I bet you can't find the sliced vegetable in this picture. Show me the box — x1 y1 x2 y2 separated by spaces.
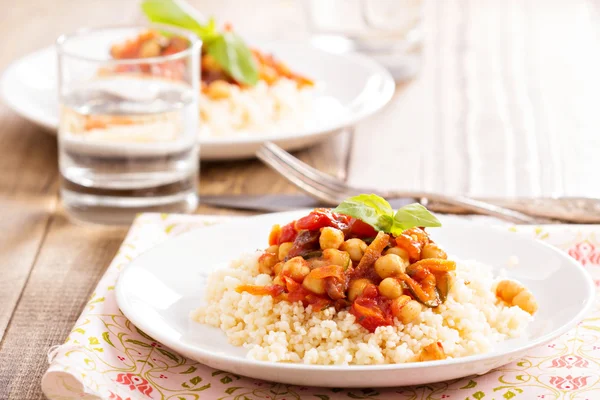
286 230 319 259
435 271 453 302
279 223 297 245
349 284 393 332
307 265 345 281
400 265 441 308
295 209 351 232
236 284 285 297
268 224 281 246
394 227 429 262
325 277 346 300
349 218 378 238
300 250 323 260
355 231 390 272
410 258 456 272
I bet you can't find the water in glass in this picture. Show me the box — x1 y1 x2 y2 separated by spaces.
59 76 198 224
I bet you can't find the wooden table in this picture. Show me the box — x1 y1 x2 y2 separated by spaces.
1 0 598 398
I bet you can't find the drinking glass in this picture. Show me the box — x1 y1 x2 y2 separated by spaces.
56 25 201 225
302 0 423 80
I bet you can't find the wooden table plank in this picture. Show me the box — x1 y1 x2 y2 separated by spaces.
348 0 600 198
0 3 351 398
0 114 58 341
0 211 127 400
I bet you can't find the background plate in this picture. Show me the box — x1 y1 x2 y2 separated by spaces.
0 41 395 160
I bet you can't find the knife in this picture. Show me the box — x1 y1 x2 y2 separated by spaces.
200 194 600 223
201 194 414 212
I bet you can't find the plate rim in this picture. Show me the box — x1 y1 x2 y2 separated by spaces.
0 42 395 144
115 211 596 373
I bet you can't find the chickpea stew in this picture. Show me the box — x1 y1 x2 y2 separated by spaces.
110 29 313 95
237 196 538 336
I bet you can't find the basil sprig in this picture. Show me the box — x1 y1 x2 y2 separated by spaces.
141 0 259 86
334 194 441 236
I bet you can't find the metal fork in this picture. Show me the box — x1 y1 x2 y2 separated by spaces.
256 142 545 224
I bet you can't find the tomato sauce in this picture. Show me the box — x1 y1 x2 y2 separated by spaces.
240 210 446 333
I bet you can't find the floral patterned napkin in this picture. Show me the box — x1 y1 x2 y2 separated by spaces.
42 213 600 400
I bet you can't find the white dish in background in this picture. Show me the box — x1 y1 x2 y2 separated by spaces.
0 41 395 160
115 211 594 388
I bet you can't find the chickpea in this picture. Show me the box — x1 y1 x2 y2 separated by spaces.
322 248 351 269
348 278 371 302
273 275 285 287
257 252 279 275
278 242 293 261
273 262 284 276
302 272 327 295
319 227 345 250
266 244 279 254
496 279 538 315
282 257 310 282
496 280 522 303
385 246 410 262
206 80 232 100
421 243 448 260
512 289 538 315
379 277 404 299
139 40 161 58
201 53 222 72
391 295 421 324
374 254 406 279
418 342 446 362
340 239 367 263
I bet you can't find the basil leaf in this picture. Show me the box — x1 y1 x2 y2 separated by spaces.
141 0 259 86
333 194 394 232
141 0 217 41
391 203 442 235
205 32 259 86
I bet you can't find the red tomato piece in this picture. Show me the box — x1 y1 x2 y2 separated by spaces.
349 218 378 238
295 209 351 232
278 222 297 244
349 284 393 332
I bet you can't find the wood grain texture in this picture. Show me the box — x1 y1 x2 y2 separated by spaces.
0 1 349 398
348 0 600 198
0 212 126 400
0 0 598 398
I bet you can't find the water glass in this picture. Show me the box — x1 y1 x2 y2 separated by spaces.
302 0 423 80
56 25 201 225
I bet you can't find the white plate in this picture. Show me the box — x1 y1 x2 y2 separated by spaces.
115 211 595 387
0 41 394 160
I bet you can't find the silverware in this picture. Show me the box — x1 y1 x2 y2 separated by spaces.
201 194 413 212
255 142 600 224
200 194 600 223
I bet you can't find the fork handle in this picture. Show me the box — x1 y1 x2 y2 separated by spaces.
424 197 600 224
382 191 600 224
421 194 540 224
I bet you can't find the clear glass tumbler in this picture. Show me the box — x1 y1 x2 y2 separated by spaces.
56 25 201 225
303 0 423 80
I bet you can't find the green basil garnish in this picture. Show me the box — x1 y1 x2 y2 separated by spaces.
141 0 259 86
334 194 441 236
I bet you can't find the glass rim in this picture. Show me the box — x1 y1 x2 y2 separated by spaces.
56 23 202 64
